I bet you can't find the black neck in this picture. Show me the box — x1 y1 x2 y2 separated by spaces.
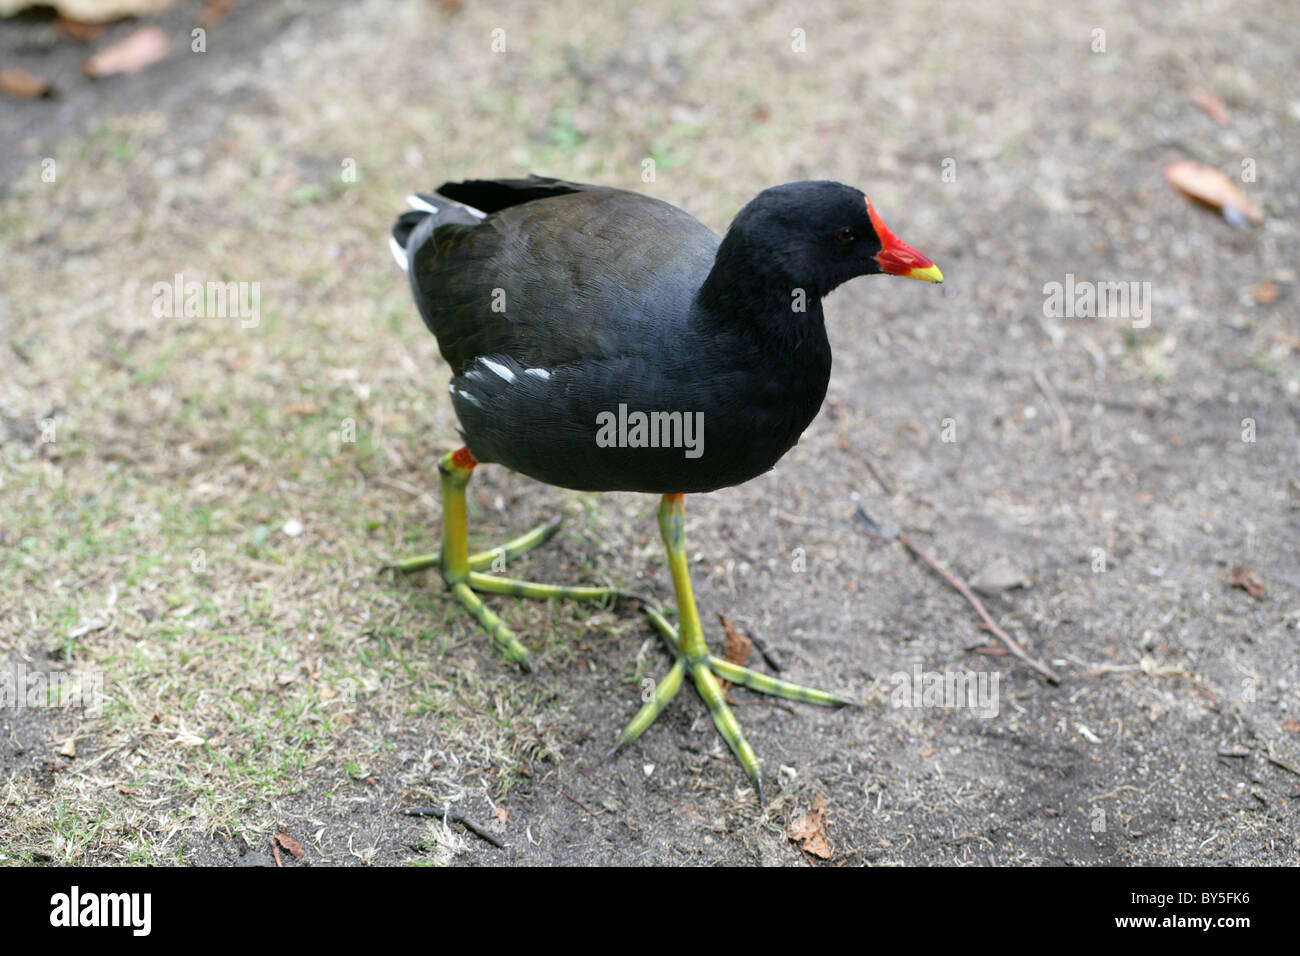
697 234 830 350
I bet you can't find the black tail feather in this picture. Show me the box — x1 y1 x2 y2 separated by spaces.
435 176 579 215
392 209 428 249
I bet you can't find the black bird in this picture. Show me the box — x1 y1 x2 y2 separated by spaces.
387 176 941 797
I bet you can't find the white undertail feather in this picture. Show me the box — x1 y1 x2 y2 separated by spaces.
391 192 489 271
404 194 439 214
389 236 408 272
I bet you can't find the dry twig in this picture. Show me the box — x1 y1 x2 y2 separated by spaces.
853 507 1060 684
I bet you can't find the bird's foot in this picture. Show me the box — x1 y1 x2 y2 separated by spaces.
608 606 858 803
379 515 565 575
382 514 635 672
449 572 637 672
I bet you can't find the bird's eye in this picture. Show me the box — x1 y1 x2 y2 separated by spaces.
836 227 855 244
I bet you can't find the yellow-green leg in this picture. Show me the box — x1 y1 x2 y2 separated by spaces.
608 493 858 803
382 447 632 672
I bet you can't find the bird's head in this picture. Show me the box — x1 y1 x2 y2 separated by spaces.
720 181 942 299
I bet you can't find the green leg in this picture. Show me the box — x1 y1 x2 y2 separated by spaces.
381 448 629 671
609 494 857 803
379 516 565 575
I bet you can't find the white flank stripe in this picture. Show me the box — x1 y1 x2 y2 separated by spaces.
449 384 483 408
524 368 551 380
389 236 409 272
480 358 516 383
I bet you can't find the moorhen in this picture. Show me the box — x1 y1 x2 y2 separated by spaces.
386 176 941 799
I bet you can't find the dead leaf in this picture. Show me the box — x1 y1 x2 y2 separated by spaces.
1 68 53 100
1163 160 1263 227
281 403 318 416
1228 566 1265 598
919 747 936 758
198 0 235 29
273 832 304 858
494 805 509 825
58 737 78 758
1282 719 1300 734
718 613 752 668
786 793 832 860
1191 87 1231 125
716 613 752 695
1251 281 1282 306
83 26 171 79
55 17 104 43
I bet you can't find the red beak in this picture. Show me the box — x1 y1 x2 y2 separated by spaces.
868 198 943 283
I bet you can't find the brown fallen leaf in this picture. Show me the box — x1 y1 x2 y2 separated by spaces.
198 0 236 29
716 613 752 695
718 613 752 668
281 402 319 416
55 16 105 43
786 793 832 861
1191 87 1231 125
1250 281 1282 306
58 736 77 758
1228 566 1265 598
494 805 509 826
83 26 171 78
1274 331 1300 351
1 67 53 100
1164 160 1263 227
1282 719 1300 734
273 832 304 858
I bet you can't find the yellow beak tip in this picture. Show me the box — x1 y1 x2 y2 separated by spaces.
906 264 944 283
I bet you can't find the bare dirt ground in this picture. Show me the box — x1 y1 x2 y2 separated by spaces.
2 0 1297 866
